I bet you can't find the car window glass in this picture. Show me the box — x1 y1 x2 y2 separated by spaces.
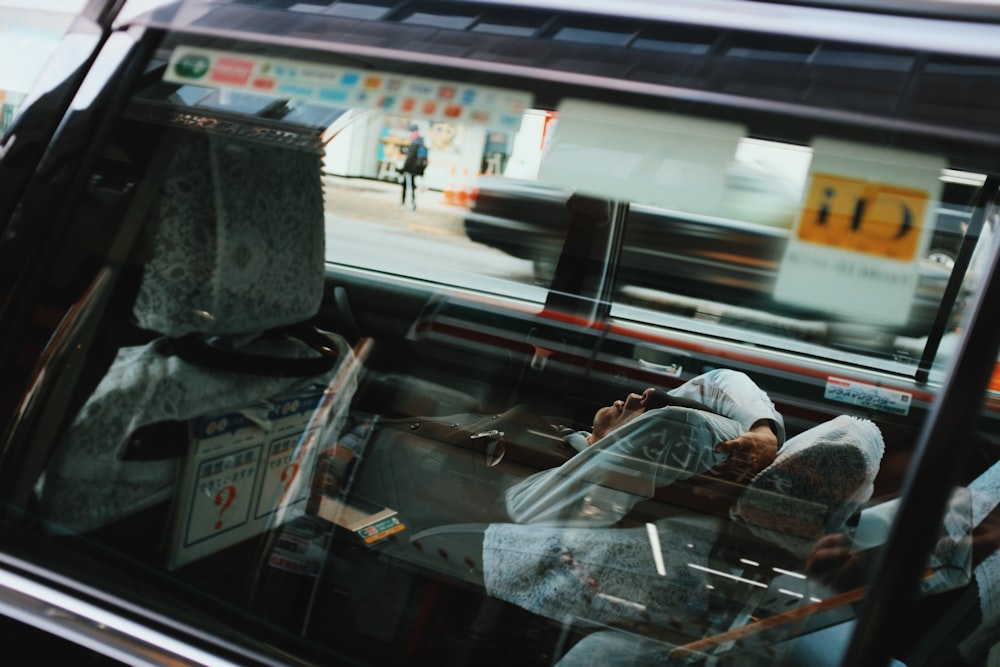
321 100 552 304
5 5 1000 666
288 44 990 387
0 1 85 134
610 136 988 375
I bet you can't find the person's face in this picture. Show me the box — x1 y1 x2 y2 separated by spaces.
589 387 656 444
429 122 456 150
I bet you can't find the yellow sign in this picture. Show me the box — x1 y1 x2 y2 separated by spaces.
797 173 929 262
773 138 944 326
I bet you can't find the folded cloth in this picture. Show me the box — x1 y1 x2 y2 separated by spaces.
730 415 885 560
479 415 883 643
483 516 731 636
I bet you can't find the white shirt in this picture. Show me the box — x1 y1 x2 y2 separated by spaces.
504 369 785 525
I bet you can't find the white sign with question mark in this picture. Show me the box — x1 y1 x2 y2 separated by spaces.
185 446 261 544
167 391 328 570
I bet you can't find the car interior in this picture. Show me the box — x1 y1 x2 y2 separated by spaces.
3 1 1000 666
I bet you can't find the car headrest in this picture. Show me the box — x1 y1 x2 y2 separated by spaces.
730 414 885 559
132 132 325 338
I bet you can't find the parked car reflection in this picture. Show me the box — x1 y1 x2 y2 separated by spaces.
465 169 970 340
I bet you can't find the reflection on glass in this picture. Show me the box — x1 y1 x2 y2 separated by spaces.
325 1 393 20
311 91 987 375
321 104 551 303
0 5 79 133
20 28 1000 667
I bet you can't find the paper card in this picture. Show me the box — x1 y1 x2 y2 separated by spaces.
167 391 326 570
312 494 398 533
537 99 744 216
357 516 406 545
774 138 945 326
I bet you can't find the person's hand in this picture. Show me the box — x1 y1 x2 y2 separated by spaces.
690 421 778 501
717 421 779 478
973 504 1000 566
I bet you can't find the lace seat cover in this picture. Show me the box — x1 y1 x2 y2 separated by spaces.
731 414 885 560
483 415 885 638
38 131 355 532
132 132 326 338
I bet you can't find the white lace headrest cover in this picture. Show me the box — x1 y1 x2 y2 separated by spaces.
133 133 325 337
731 415 885 559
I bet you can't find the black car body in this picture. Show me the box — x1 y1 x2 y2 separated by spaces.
3 1 1000 666
465 172 972 337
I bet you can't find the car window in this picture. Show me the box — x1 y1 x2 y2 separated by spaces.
609 134 989 373
322 103 551 304
0 1 86 133
3 2 1000 666
323 94 992 381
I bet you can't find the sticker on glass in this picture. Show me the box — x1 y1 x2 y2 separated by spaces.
824 376 912 415
164 47 532 131
537 99 745 216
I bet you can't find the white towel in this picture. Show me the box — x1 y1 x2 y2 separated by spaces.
483 516 728 634
731 415 885 559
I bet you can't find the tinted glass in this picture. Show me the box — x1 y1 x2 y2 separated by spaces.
3 2 1000 666
0 2 84 133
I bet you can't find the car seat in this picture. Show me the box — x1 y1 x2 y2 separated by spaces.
36 129 358 537
893 456 1000 665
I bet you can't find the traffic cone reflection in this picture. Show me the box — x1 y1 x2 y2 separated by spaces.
467 171 481 206
456 168 470 207
442 166 478 207
443 166 459 206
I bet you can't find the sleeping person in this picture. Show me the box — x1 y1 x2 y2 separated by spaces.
413 369 885 647
506 368 781 526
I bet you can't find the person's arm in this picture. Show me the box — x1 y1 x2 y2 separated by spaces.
667 368 785 444
672 369 783 496
506 402 754 524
